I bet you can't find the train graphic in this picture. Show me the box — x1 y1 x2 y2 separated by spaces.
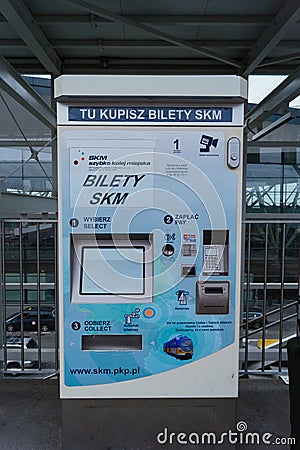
163 335 193 360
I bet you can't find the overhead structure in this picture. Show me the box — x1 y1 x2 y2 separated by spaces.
0 0 300 170
246 65 300 128
0 0 299 76
241 0 300 77
1 0 62 76
67 0 240 69
0 54 56 130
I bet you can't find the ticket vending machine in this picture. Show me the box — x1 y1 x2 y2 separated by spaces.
55 75 247 449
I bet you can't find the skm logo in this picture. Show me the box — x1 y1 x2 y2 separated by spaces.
89 155 108 161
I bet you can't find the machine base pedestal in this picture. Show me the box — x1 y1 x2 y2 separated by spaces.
62 398 237 449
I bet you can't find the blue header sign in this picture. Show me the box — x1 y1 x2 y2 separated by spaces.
68 106 233 123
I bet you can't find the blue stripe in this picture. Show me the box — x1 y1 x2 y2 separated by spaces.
68 106 233 123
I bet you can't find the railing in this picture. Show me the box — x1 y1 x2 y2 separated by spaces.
240 299 299 375
1 217 300 378
241 220 300 375
0 219 58 378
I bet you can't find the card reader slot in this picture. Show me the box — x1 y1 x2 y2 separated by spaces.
82 334 142 351
205 287 223 294
201 305 222 308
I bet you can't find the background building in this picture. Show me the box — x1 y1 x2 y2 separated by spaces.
1 1 300 376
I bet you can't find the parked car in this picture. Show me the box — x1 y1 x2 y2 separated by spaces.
242 311 268 329
6 309 55 332
5 336 38 372
24 305 56 316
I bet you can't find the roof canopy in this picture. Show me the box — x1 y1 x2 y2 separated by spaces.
0 0 300 76
1 0 300 135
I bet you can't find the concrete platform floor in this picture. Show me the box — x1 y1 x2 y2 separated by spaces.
0 377 292 449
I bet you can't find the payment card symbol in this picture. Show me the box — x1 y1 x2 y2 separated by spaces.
183 234 196 242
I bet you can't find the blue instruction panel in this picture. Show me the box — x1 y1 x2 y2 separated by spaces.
58 124 243 399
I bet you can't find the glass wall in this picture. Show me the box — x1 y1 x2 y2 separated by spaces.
0 146 52 196
246 146 300 214
245 223 300 308
245 139 300 328
0 76 53 198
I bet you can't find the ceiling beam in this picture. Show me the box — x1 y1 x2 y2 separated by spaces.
1 0 61 76
7 58 298 76
258 52 300 68
0 38 255 49
0 54 56 130
250 111 297 141
4 38 300 51
241 0 300 77
0 13 275 25
34 14 275 25
67 0 240 69
6 54 300 76
245 65 300 127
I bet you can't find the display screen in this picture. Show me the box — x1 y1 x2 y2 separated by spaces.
205 247 218 257
80 246 145 295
